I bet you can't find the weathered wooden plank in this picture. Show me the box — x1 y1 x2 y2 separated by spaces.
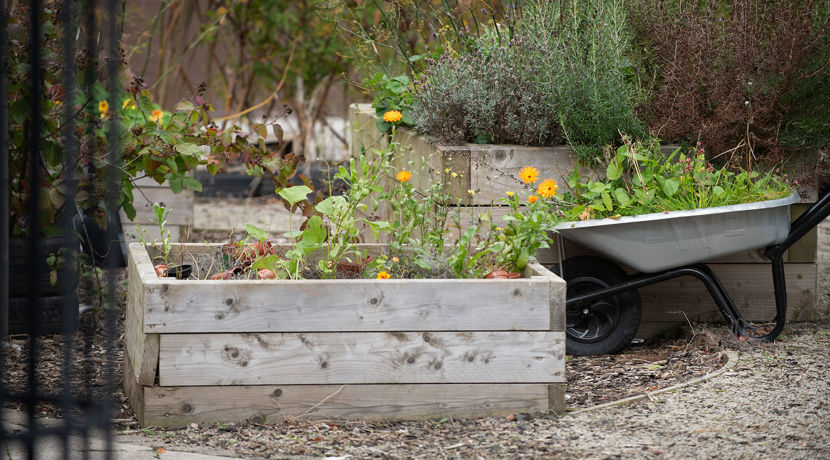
548 383 566 415
469 145 577 205
786 204 818 263
158 331 566 386
349 103 387 158
639 263 817 323
525 261 567 333
142 383 552 427
126 243 159 385
121 347 146 426
143 272 555 333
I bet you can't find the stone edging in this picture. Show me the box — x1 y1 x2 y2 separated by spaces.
566 350 739 416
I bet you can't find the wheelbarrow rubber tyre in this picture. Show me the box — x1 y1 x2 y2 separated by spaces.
562 256 641 356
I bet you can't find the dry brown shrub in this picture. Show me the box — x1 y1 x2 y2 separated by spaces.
628 0 829 164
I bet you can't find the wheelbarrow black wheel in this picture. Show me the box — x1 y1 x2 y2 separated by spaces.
562 256 641 356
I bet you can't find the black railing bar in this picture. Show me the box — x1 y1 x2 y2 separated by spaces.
1 0 12 427
102 0 123 457
25 0 45 458
1 0 10 344
58 0 81 456
78 2 100 448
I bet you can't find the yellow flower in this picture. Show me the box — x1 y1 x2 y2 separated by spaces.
382 110 403 123
444 168 451 174
505 191 514 197
536 178 558 199
122 99 135 110
495 227 503 232
528 195 539 203
519 166 540 184
98 100 109 114
150 109 164 123
396 170 412 182
451 172 458 178
377 270 391 279
467 189 475 195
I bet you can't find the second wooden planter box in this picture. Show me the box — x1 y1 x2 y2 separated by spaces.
124 243 567 427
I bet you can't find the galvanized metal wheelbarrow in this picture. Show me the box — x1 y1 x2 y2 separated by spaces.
550 190 830 355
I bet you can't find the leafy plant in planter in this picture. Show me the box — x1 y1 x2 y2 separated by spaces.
559 138 795 222
164 123 561 281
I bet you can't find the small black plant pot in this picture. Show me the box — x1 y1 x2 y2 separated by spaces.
164 264 192 279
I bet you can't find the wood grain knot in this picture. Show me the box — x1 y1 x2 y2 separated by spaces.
272 389 282 398
221 345 252 368
179 403 193 414
225 297 234 305
512 289 521 297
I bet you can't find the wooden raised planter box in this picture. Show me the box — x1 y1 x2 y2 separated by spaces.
124 243 567 427
350 103 819 339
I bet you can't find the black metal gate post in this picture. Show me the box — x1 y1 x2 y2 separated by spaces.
1 0 123 457
1 0 10 341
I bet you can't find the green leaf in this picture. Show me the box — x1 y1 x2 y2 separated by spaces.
602 191 613 211
167 175 183 194
588 182 607 194
152 202 168 224
613 188 631 207
376 118 391 134
245 223 268 242
251 254 281 271
182 176 203 192
278 185 312 206
713 185 725 196
316 195 346 217
122 201 137 220
515 247 530 271
300 216 326 245
174 142 203 157
662 178 680 196
606 160 621 181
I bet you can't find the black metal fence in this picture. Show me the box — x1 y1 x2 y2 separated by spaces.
2 0 123 457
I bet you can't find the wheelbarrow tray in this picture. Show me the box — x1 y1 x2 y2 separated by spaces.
554 194 798 273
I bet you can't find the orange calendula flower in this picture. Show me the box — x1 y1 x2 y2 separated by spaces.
536 178 558 198
382 110 403 123
396 170 412 182
528 195 539 203
150 109 164 123
377 271 391 279
519 166 540 184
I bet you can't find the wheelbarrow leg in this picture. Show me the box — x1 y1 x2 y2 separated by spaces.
565 263 785 341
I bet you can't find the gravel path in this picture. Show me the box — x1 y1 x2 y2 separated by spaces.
114 320 830 459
